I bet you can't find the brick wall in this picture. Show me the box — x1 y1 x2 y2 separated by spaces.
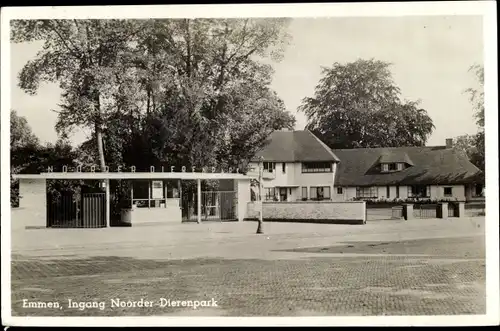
247 201 366 224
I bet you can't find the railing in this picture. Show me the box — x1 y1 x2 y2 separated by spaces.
391 206 403 219
182 191 237 222
47 192 106 228
413 204 438 219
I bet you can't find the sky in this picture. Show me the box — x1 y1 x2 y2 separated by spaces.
10 16 484 147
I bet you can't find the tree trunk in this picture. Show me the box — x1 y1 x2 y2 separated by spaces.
94 94 106 172
96 123 106 171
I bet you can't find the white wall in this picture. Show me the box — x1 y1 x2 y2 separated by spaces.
430 185 465 201
16 179 47 228
236 179 252 220
258 201 366 224
249 162 336 202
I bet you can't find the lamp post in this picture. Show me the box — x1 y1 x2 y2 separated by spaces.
256 156 264 234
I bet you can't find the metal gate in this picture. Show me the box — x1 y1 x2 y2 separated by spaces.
182 191 237 222
81 193 106 228
47 192 106 228
413 204 438 219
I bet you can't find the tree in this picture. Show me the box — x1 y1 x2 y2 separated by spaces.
10 110 40 206
12 19 294 175
456 64 485 172
465 64 484 128
10 109 39 150
453 133 484 171
299 59 435 149
11 19 143 172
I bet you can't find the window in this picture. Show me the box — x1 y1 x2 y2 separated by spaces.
444 187 453 197
474 184 484 197
356 187 378 198
382 163 404 172
310 186 331 200
408 185 430 198
263 162 275 173
337 187 343 194
302 162 332 173
301 186 308 200
282 163 286 174
265 187 277 201
396 186 400 198
386 186 390 198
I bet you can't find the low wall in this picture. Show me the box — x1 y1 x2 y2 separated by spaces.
247 201 366 225
127 206 182 225
11 208 37 231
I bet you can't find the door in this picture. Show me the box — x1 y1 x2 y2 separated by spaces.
279 188 288 202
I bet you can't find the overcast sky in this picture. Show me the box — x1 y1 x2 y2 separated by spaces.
10 16 484 147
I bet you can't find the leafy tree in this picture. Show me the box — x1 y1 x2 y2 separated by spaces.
299 59 434 149
11 109 39 150
11 19 143 171
10 110 40 206
12 19 294 176
453 64 485 172
453 133 484 171
465 64 484 128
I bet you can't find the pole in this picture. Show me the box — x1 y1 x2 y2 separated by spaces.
197 178 202 224
105 179 110 227
256 156 264 234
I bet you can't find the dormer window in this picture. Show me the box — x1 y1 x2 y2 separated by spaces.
381 162 405 173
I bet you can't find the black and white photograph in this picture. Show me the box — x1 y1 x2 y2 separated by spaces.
1 2 498 327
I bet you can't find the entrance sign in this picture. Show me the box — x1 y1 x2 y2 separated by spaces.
46 165 241 174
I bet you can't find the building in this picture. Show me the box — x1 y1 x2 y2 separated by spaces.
250 130 484 202
248 129 340 202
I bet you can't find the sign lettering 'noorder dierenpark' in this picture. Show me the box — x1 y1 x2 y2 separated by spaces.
46 165 242 174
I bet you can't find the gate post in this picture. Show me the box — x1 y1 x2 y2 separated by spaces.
403 204 413 221
437 202 448 219
457 201 465 218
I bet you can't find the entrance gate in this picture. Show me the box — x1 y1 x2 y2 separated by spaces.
182 191 237 222
47 192 106 228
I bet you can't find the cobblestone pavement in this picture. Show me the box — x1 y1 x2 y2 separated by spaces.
10 218 486 316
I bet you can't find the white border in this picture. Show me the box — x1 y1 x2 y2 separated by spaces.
1 2 498 327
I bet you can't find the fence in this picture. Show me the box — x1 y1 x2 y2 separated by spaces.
47 192 106 228
412 204 438 219
182 191 237 222
391 206 403 219
365 204 403 221
465 202 486 217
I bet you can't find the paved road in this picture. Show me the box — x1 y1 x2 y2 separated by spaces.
9 217 486 317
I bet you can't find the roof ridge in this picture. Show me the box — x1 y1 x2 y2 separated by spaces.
332 145 446 151
306 130 340 162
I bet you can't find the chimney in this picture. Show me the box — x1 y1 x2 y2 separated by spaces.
445 138 453 149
